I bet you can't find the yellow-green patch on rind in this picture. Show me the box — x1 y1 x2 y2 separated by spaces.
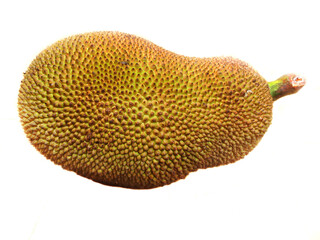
18 32 273 189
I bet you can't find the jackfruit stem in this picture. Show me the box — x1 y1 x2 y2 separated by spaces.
268 74 306 101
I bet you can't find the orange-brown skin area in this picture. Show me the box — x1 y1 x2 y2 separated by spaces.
18 32 273 189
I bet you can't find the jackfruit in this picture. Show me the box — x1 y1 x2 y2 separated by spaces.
18 32 305 189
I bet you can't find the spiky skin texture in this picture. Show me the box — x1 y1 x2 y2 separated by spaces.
18 32 273 189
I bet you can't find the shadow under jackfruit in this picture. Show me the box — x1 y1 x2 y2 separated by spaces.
18 32 303 189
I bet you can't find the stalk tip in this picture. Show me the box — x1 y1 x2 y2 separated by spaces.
268 74 306 101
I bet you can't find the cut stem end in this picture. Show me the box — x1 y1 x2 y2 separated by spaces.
268 74 306 101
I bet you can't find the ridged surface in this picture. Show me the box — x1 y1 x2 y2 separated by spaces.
18 32 273 189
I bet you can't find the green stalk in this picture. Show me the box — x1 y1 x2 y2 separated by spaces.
268 74 306 101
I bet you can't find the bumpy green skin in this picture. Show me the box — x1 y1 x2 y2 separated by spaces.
18 32 273 189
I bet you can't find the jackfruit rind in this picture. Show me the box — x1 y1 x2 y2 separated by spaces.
18 32 273 189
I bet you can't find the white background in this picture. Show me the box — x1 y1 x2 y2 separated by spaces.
1 0 319 239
